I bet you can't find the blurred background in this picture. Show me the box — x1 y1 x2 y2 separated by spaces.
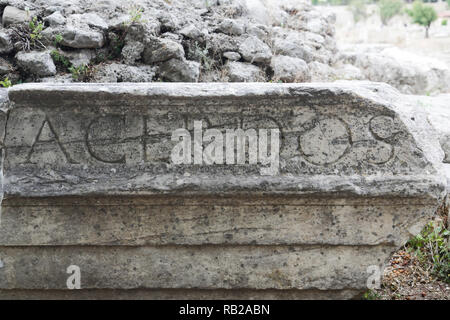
320 0 450 64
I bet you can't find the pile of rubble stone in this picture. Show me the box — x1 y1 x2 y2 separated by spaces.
0 0 449 96
0 0 343 83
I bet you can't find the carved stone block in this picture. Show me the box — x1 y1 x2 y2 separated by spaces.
0 82 445 299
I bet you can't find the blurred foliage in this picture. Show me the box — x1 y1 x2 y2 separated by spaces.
349 0 368 22
406 1 438 38
378 0 403 25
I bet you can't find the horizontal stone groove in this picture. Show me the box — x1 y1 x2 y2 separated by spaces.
1 202 436 207
0 199 425 246
0 245 395 290
4 175 443 199
1 195 436 206
0 289 362 300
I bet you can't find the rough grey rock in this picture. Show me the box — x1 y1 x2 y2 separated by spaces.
308 61 336 82
31 0 83 15
87 0 118 13
217 18 245 36
121 41 145 65
246 24 268 40
70 13 108 31
107 14 132 30
208 33 240 54
271 55 310 82
143 37 185 64
92 63 156 82
44 11 66 26
0 87 8 111
61 49 95 67
0 57 13 75
223 51 241 61
42 26 105 49
2 6 31 27
179 24 205 41
304 31 325 47
305 18 331 36
160 32 181 42
226 61 265 82
238 35 272 64
333 63 365 81
61 27 105 49
402 94 450 164
340 45 450 95
39 74 74 83
158 12 181 32
273 32 314 63
159 58 200 82
15 51 56 77
124 22 161 43
0 31 13 54
0 82 445 299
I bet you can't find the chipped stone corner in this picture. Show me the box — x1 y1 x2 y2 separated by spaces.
0 88 11 225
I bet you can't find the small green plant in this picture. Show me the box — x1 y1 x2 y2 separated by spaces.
68 64 93 82
29 16 44 44
442 19 448 26
193 42 214 71
349 0 368 23
108 32 126 60
407 220 449 283
10 15 46 50
126 5 146 26
362 290 381 300
0 77 12 88
406 1 438 38
51 50 94 82
378 0 403 25
109 5 146 60
50 50 72 71
54 33 63 46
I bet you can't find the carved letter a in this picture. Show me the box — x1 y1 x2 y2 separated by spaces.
26 118 77 164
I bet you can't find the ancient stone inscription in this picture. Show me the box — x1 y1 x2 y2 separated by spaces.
3 101 416 175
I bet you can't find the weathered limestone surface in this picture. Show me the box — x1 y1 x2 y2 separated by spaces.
400 93 450 224
0 82 446 299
